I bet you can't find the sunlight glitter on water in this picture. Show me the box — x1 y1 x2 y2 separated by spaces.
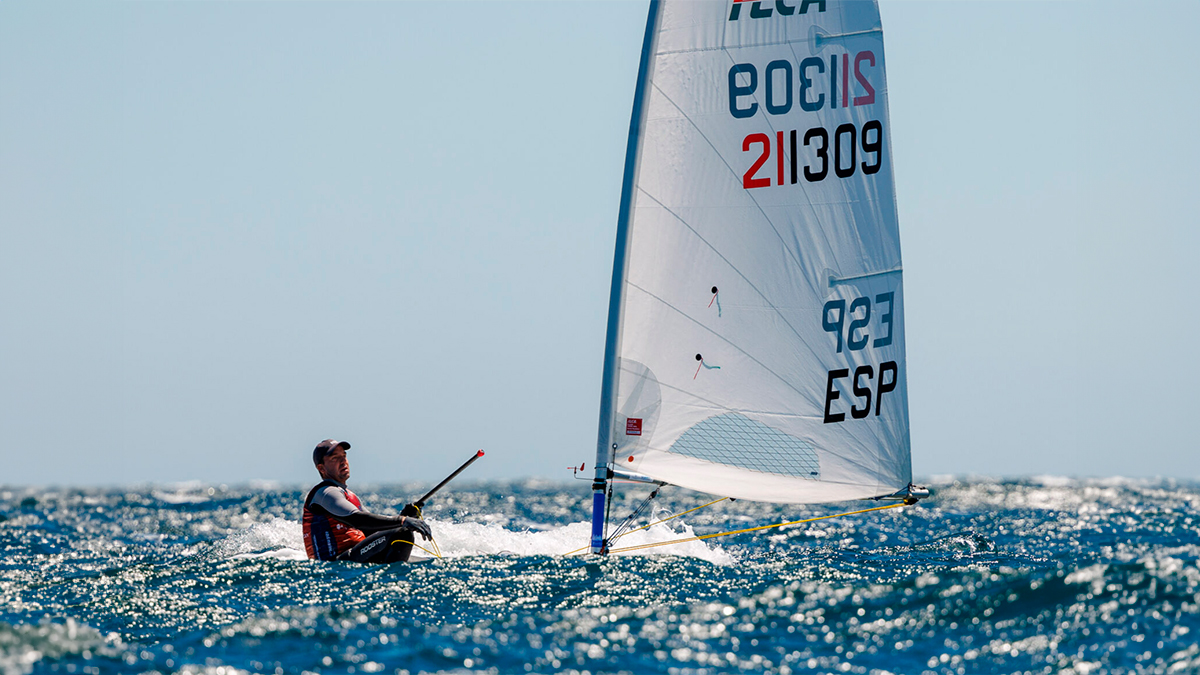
0 478 1198 674
211 511 735 566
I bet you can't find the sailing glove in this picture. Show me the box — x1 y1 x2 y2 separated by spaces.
401 515 432 540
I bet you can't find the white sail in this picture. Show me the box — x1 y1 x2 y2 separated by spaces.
595 0 911 513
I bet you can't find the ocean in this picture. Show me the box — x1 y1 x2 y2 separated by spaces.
1 478 1197 675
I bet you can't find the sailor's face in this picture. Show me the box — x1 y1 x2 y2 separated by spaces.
320 448 350 483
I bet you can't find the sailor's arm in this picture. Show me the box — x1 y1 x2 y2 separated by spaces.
311 487 431 538
344 510 432 540
340 510 406 533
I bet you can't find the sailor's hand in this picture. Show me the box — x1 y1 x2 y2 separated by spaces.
401 515 432 540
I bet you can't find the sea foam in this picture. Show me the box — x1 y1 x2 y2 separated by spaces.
213 516 734 565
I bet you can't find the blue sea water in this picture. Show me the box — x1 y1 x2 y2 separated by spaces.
1 478 1197 675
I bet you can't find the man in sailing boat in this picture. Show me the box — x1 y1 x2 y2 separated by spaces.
302 439 432 563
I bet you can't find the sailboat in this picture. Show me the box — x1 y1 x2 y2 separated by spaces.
588 0 926 555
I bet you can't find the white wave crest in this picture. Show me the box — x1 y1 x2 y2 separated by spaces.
423 518 734 565
213 517 733 565
216 518 308 560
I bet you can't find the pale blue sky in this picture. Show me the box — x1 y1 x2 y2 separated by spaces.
2 1 1196 486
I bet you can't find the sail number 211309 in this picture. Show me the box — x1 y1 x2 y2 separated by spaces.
729 54 883 189
743 122 882 189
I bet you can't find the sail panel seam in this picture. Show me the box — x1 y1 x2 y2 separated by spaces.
625 280 884 480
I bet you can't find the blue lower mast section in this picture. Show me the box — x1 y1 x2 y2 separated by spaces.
590 488 607 553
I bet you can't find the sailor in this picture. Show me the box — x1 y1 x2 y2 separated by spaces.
302 439 432 563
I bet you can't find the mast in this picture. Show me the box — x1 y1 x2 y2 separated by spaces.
591 0 663 555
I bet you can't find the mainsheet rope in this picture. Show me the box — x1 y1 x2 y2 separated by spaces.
564 497 907 554
564 500 911 556
393 537 442 560
416 498 910 559
604 502 909 555
562 496 731 557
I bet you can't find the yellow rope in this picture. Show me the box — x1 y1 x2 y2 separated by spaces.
400 504 443 559
604 502 908 555
612 496 730 541
391 538 442 560
561 496 730 557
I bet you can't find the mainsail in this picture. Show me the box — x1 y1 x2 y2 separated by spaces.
591 0 914 554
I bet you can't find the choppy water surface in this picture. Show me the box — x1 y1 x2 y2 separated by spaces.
1 478 1198 674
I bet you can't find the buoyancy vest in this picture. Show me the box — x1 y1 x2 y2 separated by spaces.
302 480 366 560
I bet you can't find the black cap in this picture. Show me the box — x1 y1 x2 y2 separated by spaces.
313 439 350 465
